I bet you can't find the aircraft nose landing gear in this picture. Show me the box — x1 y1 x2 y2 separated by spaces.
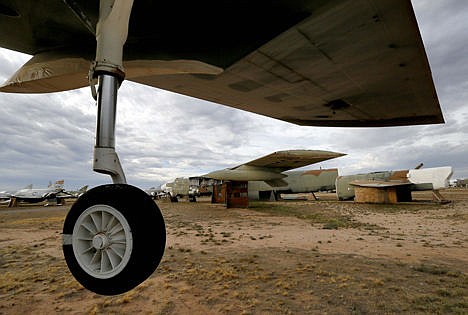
61 0 165 295
63 184 166 295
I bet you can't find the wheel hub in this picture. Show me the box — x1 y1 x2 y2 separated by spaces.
92 233 110 250
72 204 133 279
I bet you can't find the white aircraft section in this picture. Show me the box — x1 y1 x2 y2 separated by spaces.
407 167 453 190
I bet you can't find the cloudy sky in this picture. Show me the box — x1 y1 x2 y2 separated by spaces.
0 0 467 191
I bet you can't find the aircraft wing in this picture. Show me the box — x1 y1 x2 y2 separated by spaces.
240 150 345 172
0 0 442 127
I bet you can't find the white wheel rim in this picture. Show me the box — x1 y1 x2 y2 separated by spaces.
72 204 133 279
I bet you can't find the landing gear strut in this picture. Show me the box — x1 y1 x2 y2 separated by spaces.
62 0 166 295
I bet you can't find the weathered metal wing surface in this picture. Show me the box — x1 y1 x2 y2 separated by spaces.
242 150 345 172
0 0 443 127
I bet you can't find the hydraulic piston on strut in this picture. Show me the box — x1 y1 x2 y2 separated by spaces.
91 0 134 184
93 74 126 184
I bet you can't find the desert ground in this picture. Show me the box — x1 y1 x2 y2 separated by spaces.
0 189 467 314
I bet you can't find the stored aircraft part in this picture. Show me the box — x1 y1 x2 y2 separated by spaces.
0 1 442 127
407 167 453 190
63 184 166 296
350 181 412 204
336 172 391 200
337 167 453 201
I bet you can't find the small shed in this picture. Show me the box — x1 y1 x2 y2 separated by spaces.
211 183 227 204
211 181 249 208
226 181 249 208
350 180 412 204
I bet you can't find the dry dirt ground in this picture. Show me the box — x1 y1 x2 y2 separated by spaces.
0 189 467 314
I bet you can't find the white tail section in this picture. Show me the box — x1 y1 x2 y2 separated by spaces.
407 167 453 190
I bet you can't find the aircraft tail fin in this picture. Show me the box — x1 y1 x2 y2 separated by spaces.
53 180 65 190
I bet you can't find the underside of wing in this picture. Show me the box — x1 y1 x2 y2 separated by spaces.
241 150 345 172
0 0 443 127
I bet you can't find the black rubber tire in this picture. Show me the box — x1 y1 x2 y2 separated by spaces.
63 184 166 295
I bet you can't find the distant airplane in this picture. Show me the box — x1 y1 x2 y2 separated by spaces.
3 181 88 206
205 150 344 200
0 0 443 295
9 180 67 204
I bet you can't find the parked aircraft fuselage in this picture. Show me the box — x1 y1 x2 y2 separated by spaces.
248 168 338 200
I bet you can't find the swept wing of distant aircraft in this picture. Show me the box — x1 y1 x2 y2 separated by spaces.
0 0 443 295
